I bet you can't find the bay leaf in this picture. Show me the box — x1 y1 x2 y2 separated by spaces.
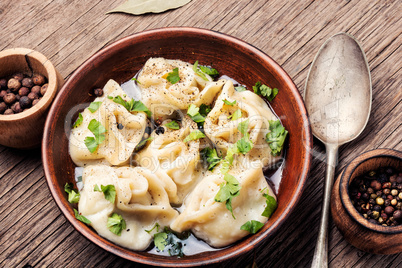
107 0 192 15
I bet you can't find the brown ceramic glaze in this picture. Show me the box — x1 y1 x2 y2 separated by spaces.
42 27 312 266
0 48 63 149
331 148 402 254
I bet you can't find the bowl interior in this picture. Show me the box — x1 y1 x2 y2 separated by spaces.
43 27 312 266
340 149 402 234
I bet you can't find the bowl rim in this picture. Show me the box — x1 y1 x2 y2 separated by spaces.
339 148 402 234
0 47 59 120
42 26 312 266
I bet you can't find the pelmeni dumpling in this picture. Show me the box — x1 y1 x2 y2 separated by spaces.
170 165 275 248
134 115 204 205
69 80 147 166
137 58 225 118
204 80 280 168
78 165 179 251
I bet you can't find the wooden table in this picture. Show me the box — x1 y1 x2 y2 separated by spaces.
0 0 400 267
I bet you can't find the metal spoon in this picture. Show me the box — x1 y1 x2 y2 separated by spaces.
304 33 372 268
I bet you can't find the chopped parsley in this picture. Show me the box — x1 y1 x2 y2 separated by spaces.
187 104 206 123
252 81 278 101
265 119 288 156
235 85 247 92
131 77 141 84
199 104 211 117
223 99 236 106
228 109 242 121
192 60 219 81
261 190 278 218
183 130 205 143
240 220 264 234
74 208 91 224
164 120 180 130
112 95 152 117
84 119 107 153
145 222 160 234
214 173 241 219
201 147 222 171
166 68 180 84
153 227 189 257
107 213 126 236
64 183 80 204
94 184 116 204
134 136 153 152
73 113 83 128
88 101 102 113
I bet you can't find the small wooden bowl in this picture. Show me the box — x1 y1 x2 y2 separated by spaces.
42 27 312 266
331 148 402 254
0 48 64 149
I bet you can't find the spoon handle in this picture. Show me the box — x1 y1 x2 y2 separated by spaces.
311 144 338 268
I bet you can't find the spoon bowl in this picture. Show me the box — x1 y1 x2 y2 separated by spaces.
304 32 372 268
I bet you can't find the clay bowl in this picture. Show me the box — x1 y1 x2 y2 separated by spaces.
42 27 312 266
0 48 64 149
331 148 402 254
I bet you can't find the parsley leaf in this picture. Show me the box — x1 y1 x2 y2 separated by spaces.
145 223 160 234
228 109 242 121
84 137 100 153
199 104 211 117
131 77 141 84
265 120 288 156
153 227 189 257
220 145 238 174
64 183 80 203
73 113 83 128
235 85 247 92
166 68 180 84
164 120 180 130
183 130 205 143
135 136 153 152
94 184 101 192
74 209 91 224
237 119 249 137
85 119 107 153
112 95 152 117
88 119 107 137
199 65 219 79
201 147 222 171
262 191 278 218
88 101 102 113
102 184 116 203
223 99 236 106
214 173 241 219
236 137 253 154
252 81 278 101
154 232 168 251
193 61 219 81
240 220 264 234
107 213 126 236
187 104 206 123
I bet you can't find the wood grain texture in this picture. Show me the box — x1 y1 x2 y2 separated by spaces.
0 0 401 267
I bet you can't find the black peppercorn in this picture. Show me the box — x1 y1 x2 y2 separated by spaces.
0 78 7 89
32 74 46 85
19 87 30 96
27 92 39 100
31 85 41 95
13 73 24 81
19 96 32 109
11 102 23 113
7 78 21 91
4 108 13 115
3 93 16 105
40 84 48 96
21 77 34 88
0 102 7 114
94 88 103 97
